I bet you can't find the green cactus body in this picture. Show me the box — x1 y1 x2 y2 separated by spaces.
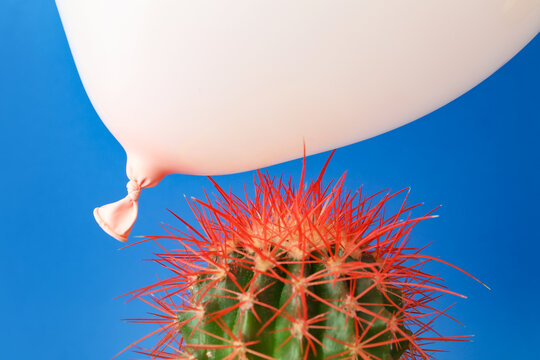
178 252 409 360
126 157 476 360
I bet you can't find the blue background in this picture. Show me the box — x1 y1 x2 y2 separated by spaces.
1 2 538 359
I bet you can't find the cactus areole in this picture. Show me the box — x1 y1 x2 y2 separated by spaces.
123 154 476 360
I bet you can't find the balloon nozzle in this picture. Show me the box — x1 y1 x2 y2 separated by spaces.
93 179 141 242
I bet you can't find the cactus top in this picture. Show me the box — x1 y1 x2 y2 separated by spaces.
120 154 479 360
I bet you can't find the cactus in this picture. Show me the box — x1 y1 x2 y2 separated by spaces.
123 155 477 360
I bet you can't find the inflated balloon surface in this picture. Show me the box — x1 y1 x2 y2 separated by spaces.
56 0 540 241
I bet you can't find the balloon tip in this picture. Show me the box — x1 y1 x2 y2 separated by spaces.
94 207 129 242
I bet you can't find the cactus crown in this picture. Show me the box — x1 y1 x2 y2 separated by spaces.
122 154 473 360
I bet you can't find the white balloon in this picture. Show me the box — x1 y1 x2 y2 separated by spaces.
56 0 540 241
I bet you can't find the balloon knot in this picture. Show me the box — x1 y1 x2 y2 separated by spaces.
127 179 141 201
